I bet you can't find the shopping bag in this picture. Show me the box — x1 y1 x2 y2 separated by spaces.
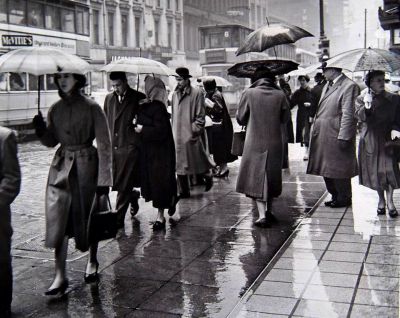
231 127 246 156
88 194 118 243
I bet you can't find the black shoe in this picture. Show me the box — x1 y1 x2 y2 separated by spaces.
152 219 166 230
168 196 180 216
84 261 99 283
265 212 278 223
377 207 386 215
204 176 213 192
329 200 352 208
324 200 335 207
389 209 398 218
44 280 69 296
254 218 270 228
130 191 140 217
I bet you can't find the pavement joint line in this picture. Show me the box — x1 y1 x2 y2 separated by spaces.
227 191 329 318
346 236 373 318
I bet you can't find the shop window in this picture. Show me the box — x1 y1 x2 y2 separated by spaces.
9 73 26 91
9 0 26 25
27 2 44 27
29 74 44 91
0 0 7 23
61 8 75 33
46 74 58 91
45 5 61 30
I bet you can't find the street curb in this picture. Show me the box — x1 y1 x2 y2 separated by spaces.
227 190 328 318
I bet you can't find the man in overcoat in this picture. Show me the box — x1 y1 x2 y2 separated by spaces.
171 67 214 198
0 127 21 318
104 72 146 227
307 66 360 207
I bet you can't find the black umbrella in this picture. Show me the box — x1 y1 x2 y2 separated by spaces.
227 59 299 78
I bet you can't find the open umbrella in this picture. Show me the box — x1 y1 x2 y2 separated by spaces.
0 47 91 112
236 22 313 56
101 57 174 76
287 62 322 76
227 59 299 78
198 75 232 87
324 47 400 72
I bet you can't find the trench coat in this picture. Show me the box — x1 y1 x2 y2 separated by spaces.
137 100 177 209
307 74 359 179
171 85 214 175
104 86 146 191
39 92 112 252
236 78 290 200
205 90 237 165
355 89 400 190
290 87 313 145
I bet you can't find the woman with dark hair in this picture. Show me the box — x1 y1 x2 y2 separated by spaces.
236 68 290 227
134 76 178 230
32 73 112 295
355 70 400 217
203 79 237 177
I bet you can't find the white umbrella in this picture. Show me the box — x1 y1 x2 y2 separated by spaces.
0 47 91 112
287 62 322 76
198 75 232 87
0 47 91 75
101 57 174 76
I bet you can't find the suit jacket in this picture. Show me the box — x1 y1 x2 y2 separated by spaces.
307 74 360 178
104 86 146 191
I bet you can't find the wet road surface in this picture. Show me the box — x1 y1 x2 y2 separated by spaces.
10 141 325 317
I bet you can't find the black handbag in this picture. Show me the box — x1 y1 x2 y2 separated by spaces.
231 127 246 156
88 194 118 243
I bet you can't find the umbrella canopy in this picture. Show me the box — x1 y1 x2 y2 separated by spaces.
287 62 322 76
198 75 232 87
236 22 313 56
227 59 299 78
0 47 91 75
324 48 400 72
101 57 174 76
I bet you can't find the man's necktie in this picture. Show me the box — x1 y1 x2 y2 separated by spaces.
325 80 333 93
119 95 123 103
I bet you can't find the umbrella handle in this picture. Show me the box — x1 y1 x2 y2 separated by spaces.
37 76 41 113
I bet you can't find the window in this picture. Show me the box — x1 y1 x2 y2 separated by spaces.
167 22 172 48
175 0 179 11
28 74 44 91
108 12 114 45
154 19 159 46
9 0 26 25
92 9 100 44
45 6 61 30
0 0 6 22
76 8 89 35
46 74 58 91
61 8 75 32
9 73 26 91
0 73 6 91
176 23 181 50
27 2 44 27
121 14 128 46
135 16 140 47
209 32 223 49
167 0 170 9
157 0 161 7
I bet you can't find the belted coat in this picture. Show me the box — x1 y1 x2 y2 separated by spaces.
104 86 146 191
307 74 360 178
39 92 112 252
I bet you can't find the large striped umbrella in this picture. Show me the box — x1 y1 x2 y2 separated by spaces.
0 47 91 112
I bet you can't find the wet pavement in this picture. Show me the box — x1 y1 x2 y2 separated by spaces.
10 141 326 317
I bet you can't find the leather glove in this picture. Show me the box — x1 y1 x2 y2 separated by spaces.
32 111 47 137
391 130 400 140
338 139 351 150
96 186 109 196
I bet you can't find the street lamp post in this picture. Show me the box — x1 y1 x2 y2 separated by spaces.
318 0 330 62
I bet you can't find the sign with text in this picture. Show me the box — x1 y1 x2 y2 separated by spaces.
205 49 226 64
2 35 33 46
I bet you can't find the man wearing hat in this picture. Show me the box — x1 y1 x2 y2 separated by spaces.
171 67 214 198
103 71 146 228
307 66 360 208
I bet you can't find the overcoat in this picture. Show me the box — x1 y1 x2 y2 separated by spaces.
205 89 237 165
290 87 313 144
39 92 112 252
137 100 177 209
104 86 146 191
355 89 400 190
307 74 360 179
171 85 214 175
236 78 290 199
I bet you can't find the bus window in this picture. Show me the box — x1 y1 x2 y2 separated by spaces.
46 74 58 91
9 73 26 91
0 74 7 91
210 32 223 49
9 0 26 25
29 74 44 91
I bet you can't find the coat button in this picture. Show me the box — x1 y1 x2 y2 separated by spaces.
115 133 118 137
114 146 118 150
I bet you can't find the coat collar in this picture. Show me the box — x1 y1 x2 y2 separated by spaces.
319 74 346 104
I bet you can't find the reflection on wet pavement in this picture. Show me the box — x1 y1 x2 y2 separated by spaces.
11 141 325 317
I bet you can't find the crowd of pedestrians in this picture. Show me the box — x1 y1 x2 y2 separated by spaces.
1 62 400 318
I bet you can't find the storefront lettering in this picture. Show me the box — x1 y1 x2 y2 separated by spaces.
2 35 33 46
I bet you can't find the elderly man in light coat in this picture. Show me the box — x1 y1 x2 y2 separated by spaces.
171 67 214 198
307 66 360 208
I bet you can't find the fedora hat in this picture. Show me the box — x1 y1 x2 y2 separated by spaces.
175 67 192 79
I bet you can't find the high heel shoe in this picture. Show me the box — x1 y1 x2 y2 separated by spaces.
84 261 99 283
215 169 229 178
44 280 69 296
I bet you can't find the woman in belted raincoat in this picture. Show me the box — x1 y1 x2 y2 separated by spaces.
32 73 112 295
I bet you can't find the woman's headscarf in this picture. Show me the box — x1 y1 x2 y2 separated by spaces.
144 75 167 104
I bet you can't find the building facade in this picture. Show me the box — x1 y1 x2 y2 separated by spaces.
379 0 400 53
